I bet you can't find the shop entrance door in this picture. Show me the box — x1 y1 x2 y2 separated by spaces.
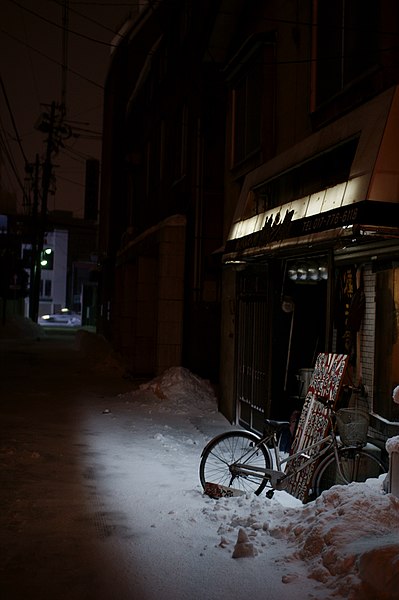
235 270 271 433
270 257 329 418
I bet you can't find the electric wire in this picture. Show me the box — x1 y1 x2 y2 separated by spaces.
7 0 122 48
0 75 29 166
49 0 130 38
2 2 397 81
0 27 104 89
0 128 25 194
20 2 41 114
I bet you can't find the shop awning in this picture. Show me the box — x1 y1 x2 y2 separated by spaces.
224 86 399 262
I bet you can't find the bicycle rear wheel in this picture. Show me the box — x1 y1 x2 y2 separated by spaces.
199 431 272 496
312 446 387 498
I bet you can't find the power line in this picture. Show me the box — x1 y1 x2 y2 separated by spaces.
49 0 128 38
0 126 25 194
0 75 29 165
57 172 85 187
21 3 41 113
60 145 96 162
7 0 122 48
0 27 104 89
215 8 399 37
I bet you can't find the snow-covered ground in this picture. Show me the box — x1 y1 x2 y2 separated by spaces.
2 319 399 599
98 366 397 600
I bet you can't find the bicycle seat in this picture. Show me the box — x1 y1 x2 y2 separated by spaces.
263 419 290 436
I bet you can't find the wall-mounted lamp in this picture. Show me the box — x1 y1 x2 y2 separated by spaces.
287 259 328 282
224 259 248 271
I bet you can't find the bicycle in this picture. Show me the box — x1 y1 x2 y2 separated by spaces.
199 394 387 502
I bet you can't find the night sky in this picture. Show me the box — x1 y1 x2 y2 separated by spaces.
0 0 133 217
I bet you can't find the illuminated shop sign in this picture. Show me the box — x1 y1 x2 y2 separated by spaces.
224 200 399 255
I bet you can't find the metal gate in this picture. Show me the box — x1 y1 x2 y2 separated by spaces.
236 292 270 433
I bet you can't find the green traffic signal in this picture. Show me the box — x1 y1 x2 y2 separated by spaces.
41 248 54 269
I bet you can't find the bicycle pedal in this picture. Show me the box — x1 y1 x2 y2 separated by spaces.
266 489 274 499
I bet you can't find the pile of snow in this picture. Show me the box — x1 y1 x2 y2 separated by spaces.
0 315 45 340
203 479 398 599
120 367 398 599
132 366 218 414
280 483 399 598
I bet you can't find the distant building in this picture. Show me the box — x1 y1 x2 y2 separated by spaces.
46 210 98 323
25 229 68 318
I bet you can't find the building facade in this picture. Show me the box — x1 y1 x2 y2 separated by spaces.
98 0 399 444
98 0 225 379
218 0 399 447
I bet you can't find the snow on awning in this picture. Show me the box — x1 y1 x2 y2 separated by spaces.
224 86 399 262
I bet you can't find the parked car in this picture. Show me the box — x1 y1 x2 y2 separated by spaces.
38 310 81 327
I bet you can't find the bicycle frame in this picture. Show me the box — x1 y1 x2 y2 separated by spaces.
232 414 347 492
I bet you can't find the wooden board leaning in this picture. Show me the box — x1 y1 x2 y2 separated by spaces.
284 353 349 502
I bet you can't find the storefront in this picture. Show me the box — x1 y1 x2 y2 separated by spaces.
223 87 399 441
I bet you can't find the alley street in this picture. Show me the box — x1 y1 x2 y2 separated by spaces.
0 329 145 599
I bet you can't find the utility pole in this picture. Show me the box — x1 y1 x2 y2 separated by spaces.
30 101 57 323
61 0 69 118
28 154 40 321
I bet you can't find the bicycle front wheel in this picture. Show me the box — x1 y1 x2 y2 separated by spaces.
312 446 387 498
199 431 272 496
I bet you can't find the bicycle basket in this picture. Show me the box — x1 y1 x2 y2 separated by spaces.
336 408 369 447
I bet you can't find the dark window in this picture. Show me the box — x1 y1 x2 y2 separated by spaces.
233 57 262 165
316 0 379 106
146 131 161 193
22 247 32 267
44 279 52 297
253 137 359 212
40 279 52 298
168 104 188 183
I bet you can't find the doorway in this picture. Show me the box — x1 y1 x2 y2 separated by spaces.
270 257 328 419
234 257 329 432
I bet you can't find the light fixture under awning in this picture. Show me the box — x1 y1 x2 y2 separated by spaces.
224 85 399 262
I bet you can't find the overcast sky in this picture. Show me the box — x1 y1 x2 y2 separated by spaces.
0 0 134 218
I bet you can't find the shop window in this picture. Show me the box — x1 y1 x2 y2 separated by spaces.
374 267 399 422
315 0 379 106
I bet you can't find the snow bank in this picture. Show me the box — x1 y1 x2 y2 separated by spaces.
283 482 399 599
133 366 218 414
208 479 398 599
132 368 399 599
0 315 45 340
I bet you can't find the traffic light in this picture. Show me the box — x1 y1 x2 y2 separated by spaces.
40 248 54 270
